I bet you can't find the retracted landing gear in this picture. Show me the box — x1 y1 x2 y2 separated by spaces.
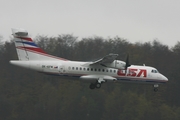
153 84 159 92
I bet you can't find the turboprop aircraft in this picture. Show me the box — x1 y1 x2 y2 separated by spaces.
10 28 168 92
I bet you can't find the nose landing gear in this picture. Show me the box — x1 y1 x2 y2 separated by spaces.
153 84 159 92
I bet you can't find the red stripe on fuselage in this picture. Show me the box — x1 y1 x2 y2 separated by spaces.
38 72 167 83
16 37 33 42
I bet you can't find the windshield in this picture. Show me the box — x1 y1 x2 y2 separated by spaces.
151 69 159 73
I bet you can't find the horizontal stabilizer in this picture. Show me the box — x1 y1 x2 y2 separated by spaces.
12 28 28 37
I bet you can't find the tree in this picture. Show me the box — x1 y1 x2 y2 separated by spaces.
0 34 180 119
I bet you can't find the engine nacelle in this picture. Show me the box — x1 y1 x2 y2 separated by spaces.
104 60 126 69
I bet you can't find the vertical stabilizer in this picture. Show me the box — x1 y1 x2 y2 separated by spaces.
11 28 68 61
12 28 31 60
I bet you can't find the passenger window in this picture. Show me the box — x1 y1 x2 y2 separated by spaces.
102 69 105 72
76 67 78 70
91 68 93 71
83 68 86 71
110 69 112 72
106 69 108 72
114 70 116 73
72 67 74 70
87 68 89 71
80 67 82 70
94 68 97 71
98 69 101 72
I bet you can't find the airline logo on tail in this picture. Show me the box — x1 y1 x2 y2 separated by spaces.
12 28 68 61
15 37 46 54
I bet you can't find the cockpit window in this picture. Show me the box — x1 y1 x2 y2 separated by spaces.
151 69 159 73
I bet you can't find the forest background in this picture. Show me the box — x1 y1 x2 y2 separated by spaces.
0 34 180 120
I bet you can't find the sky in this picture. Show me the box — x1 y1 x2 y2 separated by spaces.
0 0 180 47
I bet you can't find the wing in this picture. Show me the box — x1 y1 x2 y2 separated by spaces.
89 54 118 65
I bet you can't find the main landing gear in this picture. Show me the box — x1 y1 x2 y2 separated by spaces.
89 82 101 89
89 78 105 90
153 84 159 92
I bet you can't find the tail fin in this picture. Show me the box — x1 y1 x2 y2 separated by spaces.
12 28 68 61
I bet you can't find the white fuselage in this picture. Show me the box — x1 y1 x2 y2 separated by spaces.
10 60 168 84
10 28 168 91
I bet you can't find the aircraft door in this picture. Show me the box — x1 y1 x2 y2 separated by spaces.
59 65 66 74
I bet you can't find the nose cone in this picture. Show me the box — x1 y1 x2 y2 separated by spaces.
161 74 168 82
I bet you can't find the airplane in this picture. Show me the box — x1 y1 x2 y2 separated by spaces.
10 28 168 92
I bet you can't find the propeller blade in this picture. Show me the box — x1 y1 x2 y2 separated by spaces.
125 54 131 69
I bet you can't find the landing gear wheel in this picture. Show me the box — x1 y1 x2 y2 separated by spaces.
89 83 96 89
95 83 101 89
154 88 158 92
153 84 159 92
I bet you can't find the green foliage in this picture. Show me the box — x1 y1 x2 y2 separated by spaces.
0 35 180 120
